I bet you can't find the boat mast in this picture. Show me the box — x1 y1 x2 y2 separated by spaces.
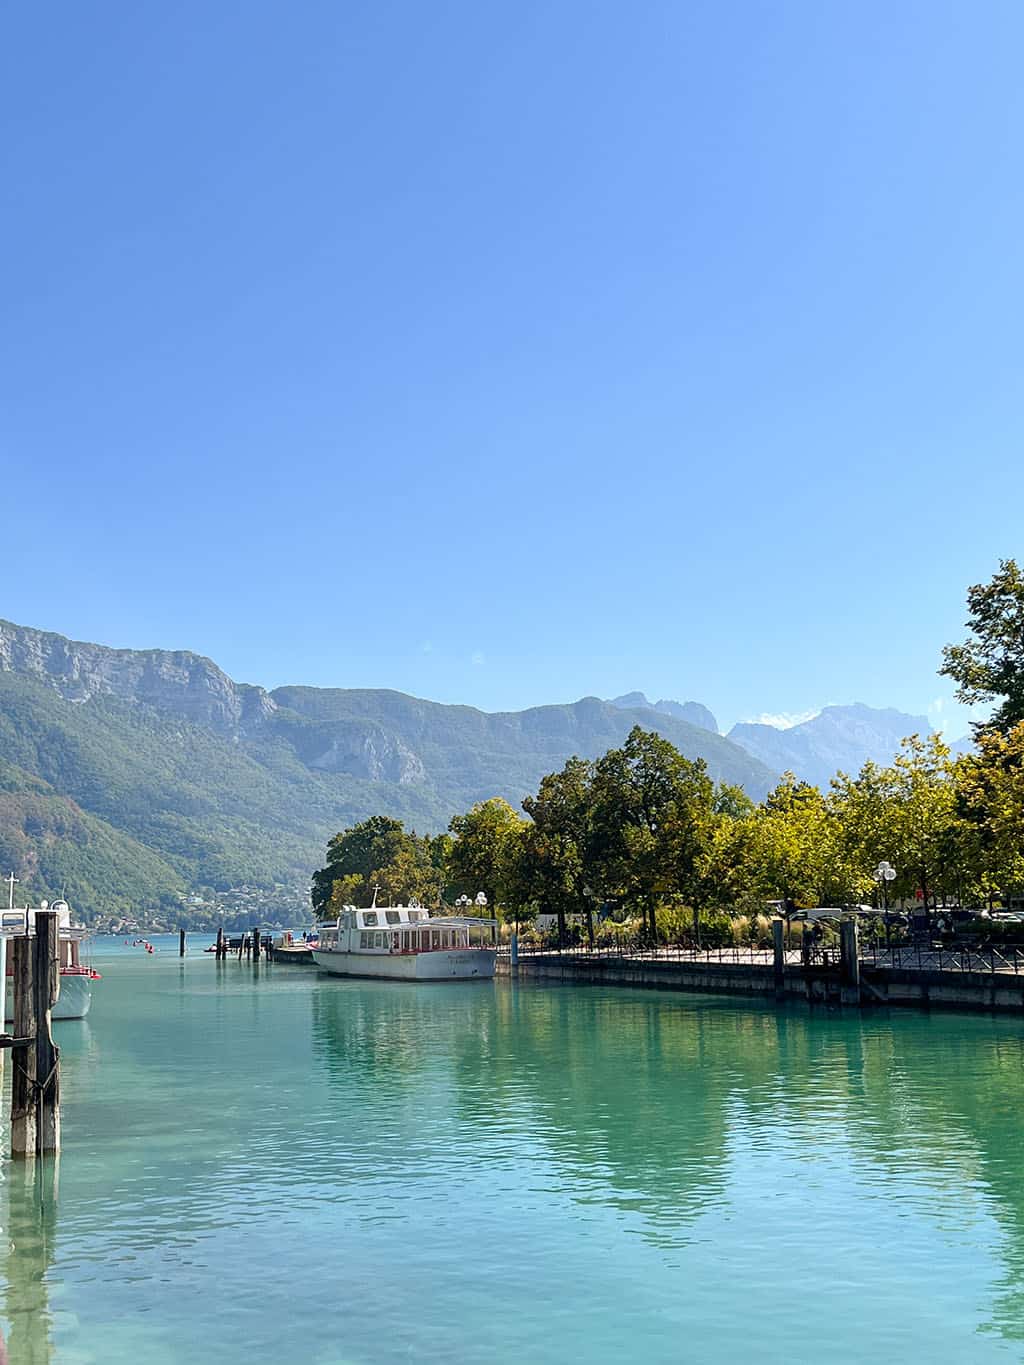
6 872 17 911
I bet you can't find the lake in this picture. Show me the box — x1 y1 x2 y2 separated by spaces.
3 935 1024 1363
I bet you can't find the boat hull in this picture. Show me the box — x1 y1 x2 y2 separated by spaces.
312 948 497 981
270 945 316 965
5 971 93 1021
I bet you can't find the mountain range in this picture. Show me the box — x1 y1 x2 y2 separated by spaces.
728 705 934 789
617 691 968 791
0 619 775 917
0 618 970 919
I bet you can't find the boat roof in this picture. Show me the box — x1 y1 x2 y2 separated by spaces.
331 906 498 929
407 915 499 928
0 903 82 933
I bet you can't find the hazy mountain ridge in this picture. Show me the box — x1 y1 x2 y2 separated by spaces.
609 692 719 734
728 703 937 788
607 689 973 782
0 620 777 916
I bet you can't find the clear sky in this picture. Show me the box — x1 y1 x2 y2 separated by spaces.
3 1 1022 735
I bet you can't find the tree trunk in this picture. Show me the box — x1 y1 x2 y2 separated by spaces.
556 905 567 947
585 905 595 946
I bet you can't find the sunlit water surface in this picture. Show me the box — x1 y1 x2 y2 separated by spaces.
2 935 1024 1362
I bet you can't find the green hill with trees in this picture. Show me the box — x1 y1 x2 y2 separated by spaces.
0 620 776 918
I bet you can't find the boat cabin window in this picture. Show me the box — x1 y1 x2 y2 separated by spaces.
408 911 422 921
360 932 373 949
363 912 378 927
385 911 400 925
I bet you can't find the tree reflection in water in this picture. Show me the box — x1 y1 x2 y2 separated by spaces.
312 979 1024 1343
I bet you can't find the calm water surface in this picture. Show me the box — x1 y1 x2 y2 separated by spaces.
2 935 1024 1363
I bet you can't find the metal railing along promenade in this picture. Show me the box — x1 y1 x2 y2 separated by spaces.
500 941 806 967
501 939 1024 976
858 943 1024 975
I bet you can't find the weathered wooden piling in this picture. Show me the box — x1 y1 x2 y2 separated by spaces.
216 926 225 960
840 918 860 999
11 911 60 1159
0 934 6 1079
11 937 35 1158
179 927 186 957
252 928 261 961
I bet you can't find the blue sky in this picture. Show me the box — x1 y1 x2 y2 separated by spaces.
3 1 1021 735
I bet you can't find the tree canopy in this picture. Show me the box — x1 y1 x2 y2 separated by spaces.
942 558 1024 734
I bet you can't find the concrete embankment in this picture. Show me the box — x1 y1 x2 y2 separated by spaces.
497 954 1024 1015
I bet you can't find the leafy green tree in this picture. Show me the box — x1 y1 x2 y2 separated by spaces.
942 558 1024 734
519 757 595 944
689 793 759 923
953 722 1024 905
447 798 525 915
586 726 715 942
312 816 441 916
832 735 959 914
750 775 857 910
370 839 448 911
713 783 756 820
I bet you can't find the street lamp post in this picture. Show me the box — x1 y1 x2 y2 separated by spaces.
582 885 597 947
874 861 896 949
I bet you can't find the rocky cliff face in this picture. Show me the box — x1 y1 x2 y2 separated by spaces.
0 619 276 733
301 720 427 784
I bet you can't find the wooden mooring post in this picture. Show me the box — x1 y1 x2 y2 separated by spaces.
216 926 225 960
840 917 860 1001
252 928 261 962
11 910 60 1159
179 927 186 957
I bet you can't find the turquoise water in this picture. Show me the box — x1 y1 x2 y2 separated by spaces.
3 935 1024 1362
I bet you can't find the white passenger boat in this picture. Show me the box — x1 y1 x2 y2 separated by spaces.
2 900 100 1021
313 903 498 981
